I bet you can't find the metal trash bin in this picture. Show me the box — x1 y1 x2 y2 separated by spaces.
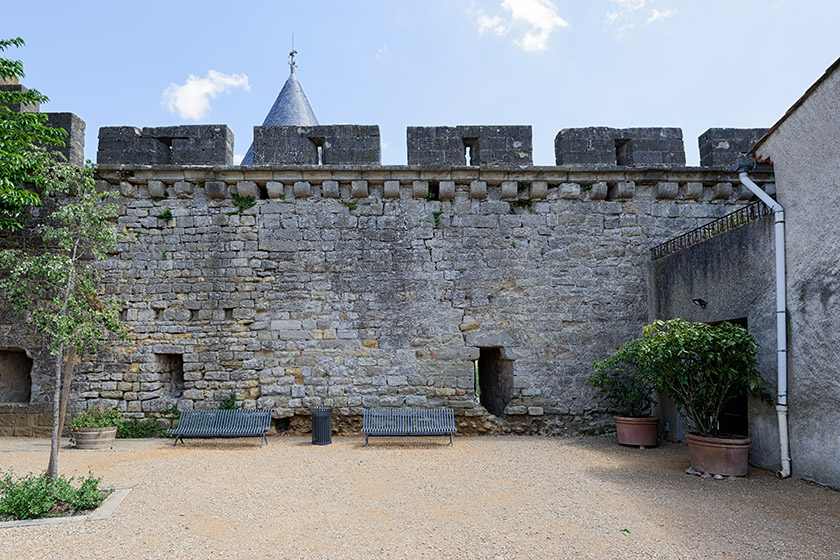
310 406 333 445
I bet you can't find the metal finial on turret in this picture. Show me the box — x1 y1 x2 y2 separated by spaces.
289 49 297 74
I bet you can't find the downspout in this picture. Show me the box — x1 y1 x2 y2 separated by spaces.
734 161 791 479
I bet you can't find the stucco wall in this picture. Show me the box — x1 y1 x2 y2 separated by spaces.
647 216 779 470
754 64 840 487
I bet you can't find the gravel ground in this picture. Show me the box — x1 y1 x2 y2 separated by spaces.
1 434 838 559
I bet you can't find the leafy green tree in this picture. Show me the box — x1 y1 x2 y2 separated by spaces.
0 37 67 230
0 38 127 477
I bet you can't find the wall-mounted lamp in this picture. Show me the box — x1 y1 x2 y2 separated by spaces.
692 298 708 309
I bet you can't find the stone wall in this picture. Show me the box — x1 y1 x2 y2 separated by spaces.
97 125 234 165
253 125 380 165
407 126 532 167
555 127 685 166
698 128 768 168
647 216 779 470
0 163 774 434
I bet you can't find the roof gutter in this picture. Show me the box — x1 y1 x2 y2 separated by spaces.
734 161 791 479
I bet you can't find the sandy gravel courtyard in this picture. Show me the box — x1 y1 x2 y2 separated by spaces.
1 434 838 559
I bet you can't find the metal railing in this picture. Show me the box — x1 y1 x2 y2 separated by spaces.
651 201 772 260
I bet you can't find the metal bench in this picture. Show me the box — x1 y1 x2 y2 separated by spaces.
361 408 457 446
167 409 272 447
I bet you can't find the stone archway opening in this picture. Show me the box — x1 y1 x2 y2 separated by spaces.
476 347 512 418
0 349 33 403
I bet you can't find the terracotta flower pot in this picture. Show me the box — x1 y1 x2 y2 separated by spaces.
73 426 118 450
613 416 659 448
686 432 751 476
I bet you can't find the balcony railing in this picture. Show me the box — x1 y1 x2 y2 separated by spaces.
651 201 772 260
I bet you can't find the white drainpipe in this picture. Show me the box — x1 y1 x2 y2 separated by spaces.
736 163 791 479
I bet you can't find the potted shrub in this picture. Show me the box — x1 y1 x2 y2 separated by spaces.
588 337 659 448
638 319 765 476
71 405 122 450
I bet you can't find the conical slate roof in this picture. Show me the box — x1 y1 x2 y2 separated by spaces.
241 51 319 165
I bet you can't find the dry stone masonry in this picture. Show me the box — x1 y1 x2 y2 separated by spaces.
0 117 775 436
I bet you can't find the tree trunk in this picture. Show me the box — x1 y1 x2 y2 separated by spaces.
47 346 65 479
55 346 76 448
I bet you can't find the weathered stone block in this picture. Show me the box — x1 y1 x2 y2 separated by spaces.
294 181 312 199
500 181 518 200
412 181 429 199
351 180 369 198
439 181 456 200
530 181 548 199
470 180 487 200
173 181 194 199
205 181 228 200
322 180 339 199
713 182 733 200
383 180 401 199
236 181 259 199
266 181 285 199
656 182 679 200
148 181 167 199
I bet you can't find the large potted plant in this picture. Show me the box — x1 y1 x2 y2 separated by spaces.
588 338 658 448
638 319 765 476
71 405 122 450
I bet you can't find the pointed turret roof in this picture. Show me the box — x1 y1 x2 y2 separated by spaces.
241 50 319 165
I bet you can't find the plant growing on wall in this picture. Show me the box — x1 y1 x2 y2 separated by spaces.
0 159 127 478
0 38 67 231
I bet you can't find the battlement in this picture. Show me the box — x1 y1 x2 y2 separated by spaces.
253 125 380 165
699 128 768 167
97 125 234 165
407 126 532 167
554 127 686 166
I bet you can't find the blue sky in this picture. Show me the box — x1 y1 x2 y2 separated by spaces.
3 0 839 166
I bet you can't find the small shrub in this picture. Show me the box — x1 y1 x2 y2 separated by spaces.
155 208 173 221
231 193 256 213
0 470 112 521
71 405 122 429
117 419 164 438
219 391 239 410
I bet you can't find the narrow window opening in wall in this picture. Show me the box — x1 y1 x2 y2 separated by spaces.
463 138 478 166
476 347 513 418
189 309 199 322
614 139 631 166
428 182 439 201
224 307 234 320
0 349 33 403
157 353 184 398
257 183 269 200
711 317 750 436
309 137 326 165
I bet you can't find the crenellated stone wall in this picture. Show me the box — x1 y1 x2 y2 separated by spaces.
0 163 774 435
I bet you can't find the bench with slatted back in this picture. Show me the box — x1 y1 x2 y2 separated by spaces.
361 408 456 446
167 409 272 447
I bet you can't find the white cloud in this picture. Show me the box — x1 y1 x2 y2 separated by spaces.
376 45 392 60
605 0 675 37
646 8 674 24
467 0 569 52
162 70 250 121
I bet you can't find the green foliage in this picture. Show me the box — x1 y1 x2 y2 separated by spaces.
341 201 357 212
155 207 173 221
0 162 127 358
581 183 593 192
588 337 656 418
517 181 530 193
118 406 179 438
432 210 443 228
71 405 122 429
638 318 763 437
231 193 256 213
219 391 239 410
0 470 112 521
0 38 68 231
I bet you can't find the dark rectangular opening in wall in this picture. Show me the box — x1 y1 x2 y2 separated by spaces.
710 317 750 436
463 138 478 166
309 137 325 165
156 353 184 398
615 139 631 166
428 181 439 201
476 347 513 418
224 307 234 320
0 349 32 403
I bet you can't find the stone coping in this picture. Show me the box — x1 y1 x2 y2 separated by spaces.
96 164 774 186
0 486 132 529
